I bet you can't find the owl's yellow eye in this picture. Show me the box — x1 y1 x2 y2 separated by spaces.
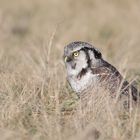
64 56 68 62
73 51 79 57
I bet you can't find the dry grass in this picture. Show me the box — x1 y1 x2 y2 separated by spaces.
0 0 139 139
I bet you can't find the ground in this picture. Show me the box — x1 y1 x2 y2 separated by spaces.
0 0 139 140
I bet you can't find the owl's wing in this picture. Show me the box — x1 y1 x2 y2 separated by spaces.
91 61 140 102
91 65 122 94
91 62 122 83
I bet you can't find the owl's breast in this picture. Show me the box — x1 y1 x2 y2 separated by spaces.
68 71 98 94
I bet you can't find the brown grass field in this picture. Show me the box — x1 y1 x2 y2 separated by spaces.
0 0 140 139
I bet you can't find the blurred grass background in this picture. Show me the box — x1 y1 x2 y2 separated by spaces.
0 0 139 140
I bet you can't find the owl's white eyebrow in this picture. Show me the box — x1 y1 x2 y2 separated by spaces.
72 49 81 52
72 46 85 52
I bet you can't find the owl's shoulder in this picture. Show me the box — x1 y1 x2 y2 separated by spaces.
91 60 120 75
90 60 123 85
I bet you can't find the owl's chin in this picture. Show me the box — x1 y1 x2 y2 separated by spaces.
71 63 76 69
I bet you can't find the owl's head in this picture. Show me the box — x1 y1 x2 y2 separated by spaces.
64 41 102 76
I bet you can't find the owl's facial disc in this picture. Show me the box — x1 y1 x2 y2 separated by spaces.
64 48 89 77
65 56 76 69
64 41 102 78
64 51 79 63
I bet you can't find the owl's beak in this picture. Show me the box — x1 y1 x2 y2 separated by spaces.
64 56 73 62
